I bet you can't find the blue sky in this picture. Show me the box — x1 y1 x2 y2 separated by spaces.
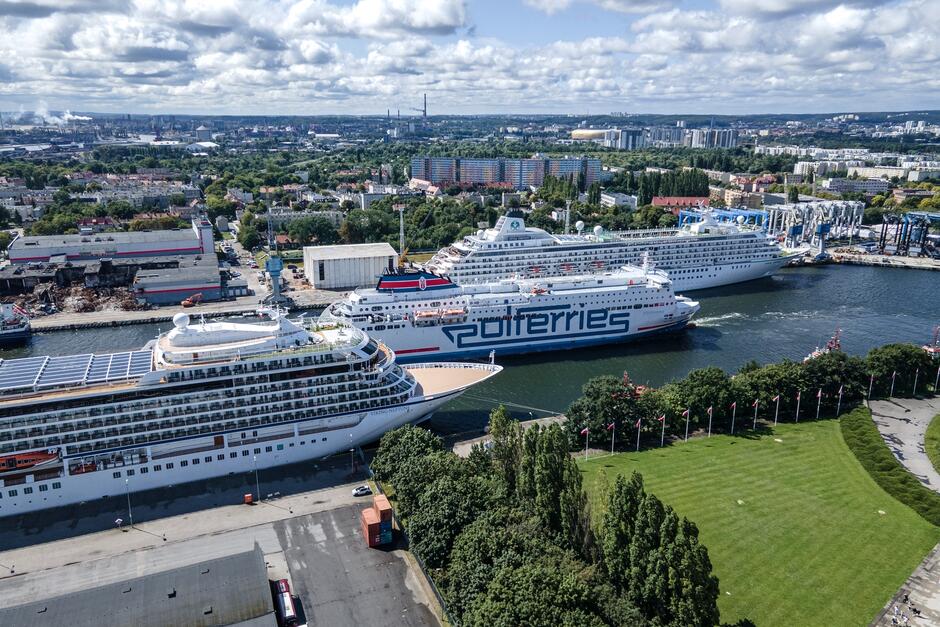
0 0 937 116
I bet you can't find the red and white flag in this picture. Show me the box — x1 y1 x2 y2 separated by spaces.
730 401 737 409
635 418 642 428
657 415 665 422
838 384 844 395
796 391 801 400
817 388 823 398
707 406 713 416
580 427 589 435
607 423 615 431
752 399 759 408
772 394 780 402
681 409 690 417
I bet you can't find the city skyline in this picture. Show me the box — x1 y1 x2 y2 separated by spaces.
0 0 938 116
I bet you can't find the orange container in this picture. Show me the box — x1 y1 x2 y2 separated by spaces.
361 507 381 547
372 494 393 523
243 493 253 505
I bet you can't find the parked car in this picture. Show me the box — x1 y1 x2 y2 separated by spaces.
352 485 373 497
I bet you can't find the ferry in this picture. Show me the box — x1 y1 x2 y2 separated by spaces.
0 310 501 516
325 264 700 361
0 303 31 347
423 212 799 291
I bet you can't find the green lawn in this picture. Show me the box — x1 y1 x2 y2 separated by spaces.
926 414 940 475
580 420 939 627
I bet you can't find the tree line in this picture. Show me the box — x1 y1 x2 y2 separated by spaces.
565 342 937 450
608 169 710 206
371 410 728 626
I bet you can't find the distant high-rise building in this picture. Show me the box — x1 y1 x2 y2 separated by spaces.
410 156 600 189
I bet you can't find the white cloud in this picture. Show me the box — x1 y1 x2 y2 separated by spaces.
524 0 668 14
0 0 936 114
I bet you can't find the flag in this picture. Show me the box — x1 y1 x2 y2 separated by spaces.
657 415 665 422
817 389 822 398
838 384 844 395
796 391 801 400
752 399 759 407
607 423 615 431
635 418 642 428
681 409 690 417
772 394 780 401
730 401 737 409
707 406 713 416
580 427 589 435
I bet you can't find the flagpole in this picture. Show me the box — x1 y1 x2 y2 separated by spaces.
935 364 940 394
730 403 737 435
795 392 801 423
774 395 780 426
837 386 843 416
707 407 713 437
816 389 822 420
890 371 896 397
584 429 589 461
636 420 641 452
660 416 666 448
913 369 919 396
610 424 615 456
753 400 758 430
684 408 690 442
868 374 874 400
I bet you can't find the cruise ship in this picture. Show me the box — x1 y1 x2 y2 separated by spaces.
0 311 501 516
423 212 799 291
325 265 700 361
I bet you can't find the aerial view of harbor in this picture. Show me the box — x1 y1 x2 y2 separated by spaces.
1 2 940 625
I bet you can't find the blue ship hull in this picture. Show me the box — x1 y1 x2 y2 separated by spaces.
0 327 32 347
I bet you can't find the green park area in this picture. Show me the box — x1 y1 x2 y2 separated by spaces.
580 415 939 626
925 414 940 474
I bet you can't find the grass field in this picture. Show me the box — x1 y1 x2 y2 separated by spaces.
580 419 939 627
925 414 940 475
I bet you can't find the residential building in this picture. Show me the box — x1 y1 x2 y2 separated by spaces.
822 178 891 195
600 192 638 209
410 156 601 190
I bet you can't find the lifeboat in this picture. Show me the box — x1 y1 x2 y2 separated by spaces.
414 310 440 327
0 449 60 472
440 309 467 322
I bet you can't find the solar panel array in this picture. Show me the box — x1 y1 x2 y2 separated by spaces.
0 350 153 393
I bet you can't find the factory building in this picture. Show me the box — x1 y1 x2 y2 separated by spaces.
303 243 398 289
8 217 214 264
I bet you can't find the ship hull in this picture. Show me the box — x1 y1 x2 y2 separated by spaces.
0 327 31 347
667 254 798 292
0 388 466 517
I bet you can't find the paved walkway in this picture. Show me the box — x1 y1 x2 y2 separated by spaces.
870 397 940 491
869 397 940 627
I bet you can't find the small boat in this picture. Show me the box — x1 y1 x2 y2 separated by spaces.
0 449 60 473
924 326 940 359
0 303 31 347
804 328 841 362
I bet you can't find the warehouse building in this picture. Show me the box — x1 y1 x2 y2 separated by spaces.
0 545 276 627
132 260 224 305
303 243 398 289
8 217 214 264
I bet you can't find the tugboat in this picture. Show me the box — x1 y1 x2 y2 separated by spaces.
804 328 841 362
0 303 31 347
924 326 940 360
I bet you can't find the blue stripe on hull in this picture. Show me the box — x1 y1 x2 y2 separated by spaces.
394 320 692 363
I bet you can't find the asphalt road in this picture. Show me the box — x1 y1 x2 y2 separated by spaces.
870 396 940 490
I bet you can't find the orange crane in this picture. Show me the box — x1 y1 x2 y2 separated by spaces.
181 293 203 307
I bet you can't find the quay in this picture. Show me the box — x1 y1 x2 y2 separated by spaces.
829 252 940 272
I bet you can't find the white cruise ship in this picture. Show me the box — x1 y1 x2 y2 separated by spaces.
0 311 501 516
325 266 699 361
424 212 799 291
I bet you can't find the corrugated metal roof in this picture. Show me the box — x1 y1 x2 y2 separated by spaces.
303 242 397 261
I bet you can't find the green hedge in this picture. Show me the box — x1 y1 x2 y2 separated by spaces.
925 414 940 476
841 407 940 527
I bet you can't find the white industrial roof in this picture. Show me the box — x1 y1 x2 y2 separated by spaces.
303 242 397 260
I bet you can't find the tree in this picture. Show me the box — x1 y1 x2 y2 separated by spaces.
370 424 441 483
487 405 521 496
408 474 492 569
866 343 935 397
287 215 339 245
0 231 11 253
787 185 800 202
559 455 594 562
534 424 569 532
393 450 465 518
237 226 261 250
516 424 540 502
601 472 646 591
565 374 641 449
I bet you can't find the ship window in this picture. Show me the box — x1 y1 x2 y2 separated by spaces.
180 460 188 467
8 490 16 497
254 448 261 454
230 453 237 459
52 482 61 489
242 450 250 456
217 454 224 461
165 463 173 469
300 441 305 445
39 484 48 492
113 471 121 478
265 446 272 452
154 465 162 472
322 437 327 442
126 469 135 476
24 487 33 494
140 467 148 474
192 459 199 465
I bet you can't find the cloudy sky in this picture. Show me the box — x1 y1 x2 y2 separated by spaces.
0 0 938 115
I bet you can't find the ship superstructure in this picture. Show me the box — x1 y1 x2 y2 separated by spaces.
326 266 700 361
424 212 796 291
0 311 500 516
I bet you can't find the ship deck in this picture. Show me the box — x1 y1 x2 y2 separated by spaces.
405 363 501 396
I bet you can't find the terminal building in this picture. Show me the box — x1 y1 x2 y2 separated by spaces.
303 243 398 289
8 217 214 265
